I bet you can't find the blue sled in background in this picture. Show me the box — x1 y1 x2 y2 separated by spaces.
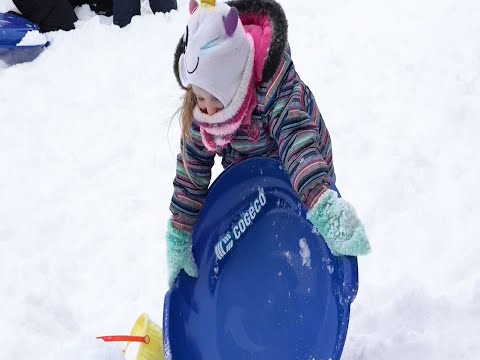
163 157 359 360
0 12 48 65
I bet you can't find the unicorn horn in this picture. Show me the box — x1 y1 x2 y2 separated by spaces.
201 0 216 6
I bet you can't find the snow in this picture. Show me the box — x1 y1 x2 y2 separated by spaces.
299 238 311 268
16 30 48 47
322 256 334 275
0 0 19 14
0 0 479 359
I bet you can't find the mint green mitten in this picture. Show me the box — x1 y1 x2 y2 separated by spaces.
307 189 371 256
166 221 198 287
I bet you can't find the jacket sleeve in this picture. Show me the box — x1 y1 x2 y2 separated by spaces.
268 76 334 209
169 122 215 233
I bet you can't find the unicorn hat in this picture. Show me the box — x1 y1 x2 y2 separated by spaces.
178 0 252 107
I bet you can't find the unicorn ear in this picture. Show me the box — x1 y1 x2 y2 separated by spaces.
223 7 239 36
189 0 199 14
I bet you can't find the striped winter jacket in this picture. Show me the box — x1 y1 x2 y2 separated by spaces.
170 0 336 233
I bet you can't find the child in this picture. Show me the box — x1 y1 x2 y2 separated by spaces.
167 0 370 287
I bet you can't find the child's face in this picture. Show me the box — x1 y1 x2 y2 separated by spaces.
192 85 225 115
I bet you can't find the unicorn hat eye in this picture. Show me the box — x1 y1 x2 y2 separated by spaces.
200 37 220 51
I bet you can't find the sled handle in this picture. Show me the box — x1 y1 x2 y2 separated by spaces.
96 335 150 344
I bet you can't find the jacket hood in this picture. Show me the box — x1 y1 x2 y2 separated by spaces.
173 0 288 89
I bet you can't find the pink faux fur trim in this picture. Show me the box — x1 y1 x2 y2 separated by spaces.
242 15 272 84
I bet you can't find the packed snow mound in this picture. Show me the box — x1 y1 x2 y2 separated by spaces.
16 30 48 46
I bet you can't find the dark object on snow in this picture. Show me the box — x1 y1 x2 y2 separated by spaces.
149 0 177 14
67 0 178 28
69 0 113 16
12 0 77 33
12 0 177 31
113 0 177 27
75 0 177 28
112 0 138 27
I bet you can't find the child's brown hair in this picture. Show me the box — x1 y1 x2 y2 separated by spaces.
179 87 200 188
180 86 196 144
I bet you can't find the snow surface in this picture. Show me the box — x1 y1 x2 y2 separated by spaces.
299 238 311 269
0 0 18 14
1 0 479 359
16 30 48 47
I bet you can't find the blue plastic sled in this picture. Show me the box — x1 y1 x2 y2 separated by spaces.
163 157 359 360
0 12 47 65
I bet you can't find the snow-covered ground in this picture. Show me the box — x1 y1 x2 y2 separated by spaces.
1 0 479 358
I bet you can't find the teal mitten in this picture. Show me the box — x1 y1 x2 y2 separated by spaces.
307 189 371 256
166 221 198 287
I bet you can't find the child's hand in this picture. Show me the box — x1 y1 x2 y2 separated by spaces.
307 189 371 256
166 221 198 287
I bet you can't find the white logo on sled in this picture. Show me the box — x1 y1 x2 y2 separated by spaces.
215 188 267 260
